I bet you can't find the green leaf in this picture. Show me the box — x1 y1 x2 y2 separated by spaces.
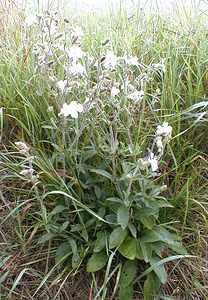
143 274 155 300
141 242 152 263
118 284 133 300
152 242 166 257
109 226 127 249
150 256 167 284
72 247 84 269
138 207 158 218
0 270 10 284
139 215 155 229
153 226 175 245
83 149 97 161
141 229 159 243
117 205 129 230
136 241 144 260
106 197 123 204
87 251 108 273
81 229 89 241
94 231 107 252
98 207 106 218
105 214 117 223
37 232 55 244
69 238 77 254
157 198 174 208
90 169 114 181
120 260 137 288
55 242 71 265
169 242 187 255
59 221 69 232
118 237 137 260
128 224 137 238
141 226 175 245
94 185 102 199
50 205 67 217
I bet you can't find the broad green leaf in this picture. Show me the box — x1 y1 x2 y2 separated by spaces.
157 198 174 208
106 197 123 204
136 241 144 260
128 224 137 238
83 149 97 161
139 215 155 229
105 214 117 223
169 242 187 255
109 226 127 249
50 205 67 217
98 207 106 218
37 232 55 244
141 229 159 243
72 247 84 269
143 272 161 300
87 251 108 273
90 169 114 181
143 274 155 300
81 229 89 241
68 239 77 254
152 242 166 257
118 237 137 260
141 242 152 263
94 231 107 252
94 185 102 199
59 221 69 232
117 205 129 230
141 226 175 245
120 260 137 288
150 256 167 284
55 242 71 265
138 207 158 217
153 226 175 245
118 284 133 300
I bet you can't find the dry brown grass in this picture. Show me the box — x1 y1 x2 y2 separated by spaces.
0 0 24 35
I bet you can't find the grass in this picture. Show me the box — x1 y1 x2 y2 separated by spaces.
0 1 208 299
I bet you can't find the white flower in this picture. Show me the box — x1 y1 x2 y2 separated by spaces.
67 45 84 61
128 56 138 66
153 59 166 73
128 91 144 102
120 54 138 66
25 14 38 27
127 56 138 66
57 80 68 93
15 142 29 154
140 152 159 172
149 152 159 172
104 50 117 68
150 158 158 172
111 86 120 98
156 136 163 153
71 25 84 42
54 43 65 51
20 168 34 176
68 62 86 76
59 101 83 118
20 169 30 176
156 122 172 138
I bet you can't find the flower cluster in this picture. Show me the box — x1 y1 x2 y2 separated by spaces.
29 11 170 127
15 142 38 184
59 101 83 119
139 122 173 172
